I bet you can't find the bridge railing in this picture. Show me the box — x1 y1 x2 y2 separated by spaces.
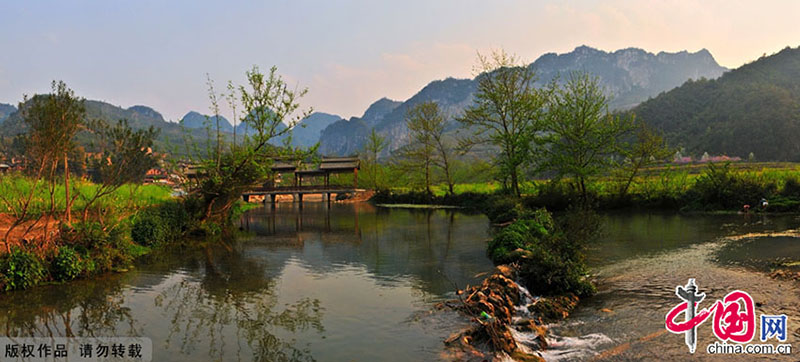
247 185 358 193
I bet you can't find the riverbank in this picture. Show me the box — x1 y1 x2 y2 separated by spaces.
375 161 800 214
0 181 255 292
0 203 496 361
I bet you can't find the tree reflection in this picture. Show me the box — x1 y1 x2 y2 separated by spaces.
154 243 324 362
0 274 138 338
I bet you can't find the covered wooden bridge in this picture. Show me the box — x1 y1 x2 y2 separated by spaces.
243 156 362 204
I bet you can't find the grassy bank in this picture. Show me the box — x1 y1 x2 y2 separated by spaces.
0 175 173 216
0 174 209 292
378 162 800 213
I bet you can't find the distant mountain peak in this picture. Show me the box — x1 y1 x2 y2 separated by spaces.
128 105 165 122
180 111 233 132
361 97 402 126
318 45 729 156
0 103 16 124
633 45 800 161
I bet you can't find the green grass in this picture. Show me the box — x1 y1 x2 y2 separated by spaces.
0 173 174 217
384 162 800 212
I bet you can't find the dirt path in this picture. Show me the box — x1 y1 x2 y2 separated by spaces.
0 214 61 254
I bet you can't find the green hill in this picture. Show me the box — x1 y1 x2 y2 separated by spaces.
632 46 800 161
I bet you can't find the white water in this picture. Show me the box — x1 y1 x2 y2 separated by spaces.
510 281 614 361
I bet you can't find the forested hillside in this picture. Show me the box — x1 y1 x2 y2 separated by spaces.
633 46 800 161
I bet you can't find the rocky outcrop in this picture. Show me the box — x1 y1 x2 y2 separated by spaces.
441 264 580 361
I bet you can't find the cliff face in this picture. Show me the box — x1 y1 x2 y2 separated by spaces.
530 46 727 109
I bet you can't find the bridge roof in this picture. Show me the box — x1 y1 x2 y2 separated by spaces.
321 156 359 162
271 162 297 171
319 160 360 171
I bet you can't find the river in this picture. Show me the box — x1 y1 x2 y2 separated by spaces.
544 211 800 361
0 205 798 361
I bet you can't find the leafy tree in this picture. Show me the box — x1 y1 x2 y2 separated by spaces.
80 119 159 223
458 50 547 197
19 81 85 225
396 103 438 194
543 72 634 204
617 120 670 197
405 102 456 194
362 129 387 189
189 66 312 222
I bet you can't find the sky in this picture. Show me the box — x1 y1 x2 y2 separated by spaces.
1 0 799 122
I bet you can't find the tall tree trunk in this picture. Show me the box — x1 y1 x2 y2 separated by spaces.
510 167 520 197
579 177 588 208
64 154 71 225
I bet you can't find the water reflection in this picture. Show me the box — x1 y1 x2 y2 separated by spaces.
589 211 799 266
0 203 494 361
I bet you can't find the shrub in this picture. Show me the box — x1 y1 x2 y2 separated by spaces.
483 195 524 224
686 162 775 210
51 245 84 281
131 200 190 246
487 209 554 263
0 248 46 291
131 215 165 246
781 177 800 199
527 181 580 211
487 208 596 297
64 222 130 272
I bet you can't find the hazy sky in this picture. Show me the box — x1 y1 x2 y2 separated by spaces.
1 0 799 121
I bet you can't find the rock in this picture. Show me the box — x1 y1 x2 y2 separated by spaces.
496 264 515 278
443 264 577 359
528 294 580 323
510 350 546 362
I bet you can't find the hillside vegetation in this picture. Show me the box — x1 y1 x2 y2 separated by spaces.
633 46 800 161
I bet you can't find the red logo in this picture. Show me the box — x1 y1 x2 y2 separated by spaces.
665 279 756 353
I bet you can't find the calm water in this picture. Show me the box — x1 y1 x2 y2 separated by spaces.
0 203 494 362
2 206 800 361
545 212 800 361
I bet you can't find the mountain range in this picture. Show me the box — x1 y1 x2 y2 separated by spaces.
631 45 800 161
178 110 342 148
2 45 747 159
318 45 728 155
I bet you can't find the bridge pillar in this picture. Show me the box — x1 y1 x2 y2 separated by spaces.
270 194 276 205
243 194 250 203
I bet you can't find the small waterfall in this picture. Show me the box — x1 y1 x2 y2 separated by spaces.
538 333 614 361
510 280 614 361
514 282 538 317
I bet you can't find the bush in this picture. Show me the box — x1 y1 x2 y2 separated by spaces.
51 245 84 281
64 222 130 273
131 215 164 247
527 181 581 212
780 177 800 199
685 162 775 210
483 195 525 224
131 200 190 246
487 208 596 297
487 209 553 263
0 248 46 291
